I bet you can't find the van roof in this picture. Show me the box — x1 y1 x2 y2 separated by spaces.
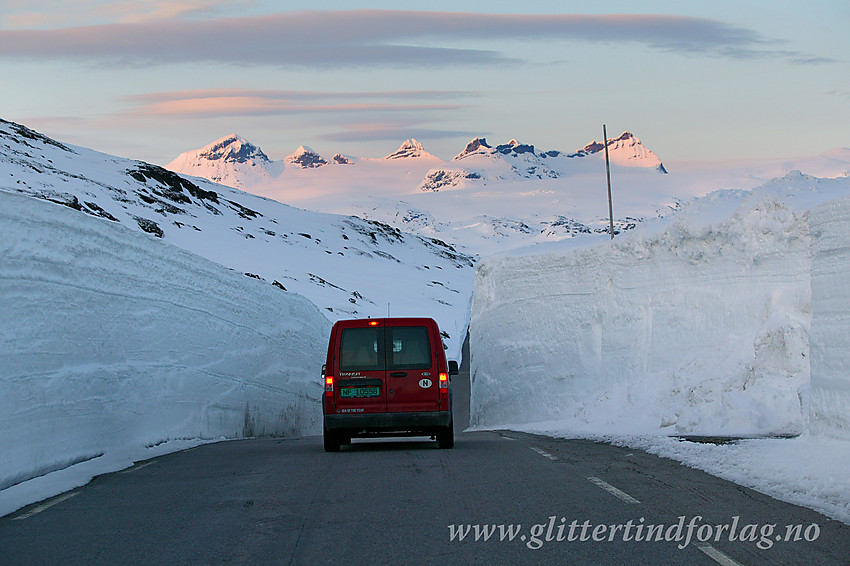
333 317 437 327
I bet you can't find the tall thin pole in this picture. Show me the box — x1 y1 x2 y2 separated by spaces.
603 124 615 240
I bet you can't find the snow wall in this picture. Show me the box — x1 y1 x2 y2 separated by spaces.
0 191 330 495
809 195 850 438
471 174 850 439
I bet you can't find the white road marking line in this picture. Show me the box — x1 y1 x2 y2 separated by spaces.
500 434 517 440
531 447 558 461
120 461 156 474
586 476 640 504
697 544 745 566
12 492 78 521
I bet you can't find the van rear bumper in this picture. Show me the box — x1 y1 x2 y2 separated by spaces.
324 410 451 433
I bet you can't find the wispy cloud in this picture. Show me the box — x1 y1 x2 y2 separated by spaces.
122 89 475 117
0 10 822 68
1 0 241 29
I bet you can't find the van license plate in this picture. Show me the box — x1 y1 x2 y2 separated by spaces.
340 386 380 398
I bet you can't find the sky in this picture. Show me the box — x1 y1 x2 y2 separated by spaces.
1 1 848 167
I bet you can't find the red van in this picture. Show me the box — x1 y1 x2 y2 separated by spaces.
322 317 458 451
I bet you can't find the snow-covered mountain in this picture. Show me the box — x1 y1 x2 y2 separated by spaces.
384 138 437 160
0 118 473 356
167 132 676 254
168 132 665 193
567 131 668 173
170 131 850 257
421 132 667 190
167 137 439 188
285 145 328 169
166 134 282 189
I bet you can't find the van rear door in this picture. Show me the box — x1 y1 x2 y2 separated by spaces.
384 320 440 413
334 322 387 414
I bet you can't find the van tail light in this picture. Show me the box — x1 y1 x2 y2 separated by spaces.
325 375 334 396
439 372 449 406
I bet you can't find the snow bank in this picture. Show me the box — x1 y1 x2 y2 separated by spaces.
470 173 850 523
517 424 850 524
470 173 850 438
809 194 850 438
0 191 330 515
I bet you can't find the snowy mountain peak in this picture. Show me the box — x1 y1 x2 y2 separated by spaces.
286 145 328 168
166 134 276 189
385 139 434 160
494 139 535 156
454 137 539 161
332 153 355 165
571 131 667 173
199 134 270 164
454 137 493 160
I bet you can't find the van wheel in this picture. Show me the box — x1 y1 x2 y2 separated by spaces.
437 419 454 449
323 427 340 452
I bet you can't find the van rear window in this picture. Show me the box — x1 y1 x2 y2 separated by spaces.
340 327 385 371
387 326 431 370
338 325 432 372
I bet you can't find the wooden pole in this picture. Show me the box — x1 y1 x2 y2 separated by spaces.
603 124 615 239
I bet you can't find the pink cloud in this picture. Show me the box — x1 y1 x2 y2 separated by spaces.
122 89 470 117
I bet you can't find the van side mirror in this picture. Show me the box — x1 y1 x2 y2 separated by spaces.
448 360 459 376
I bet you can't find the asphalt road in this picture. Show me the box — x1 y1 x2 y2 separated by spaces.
3 338 848 564
2 430 849 566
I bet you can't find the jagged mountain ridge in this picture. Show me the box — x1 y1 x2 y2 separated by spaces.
167 131 666 193
165 130 677 254
424 132 666 191
0 118 474 351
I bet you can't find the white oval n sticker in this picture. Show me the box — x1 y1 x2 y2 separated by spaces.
418 378 432 388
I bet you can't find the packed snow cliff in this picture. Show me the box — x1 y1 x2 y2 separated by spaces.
470 171 850 440
469 172 850 523
0 189 330 516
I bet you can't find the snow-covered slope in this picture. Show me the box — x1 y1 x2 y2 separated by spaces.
0 188 330 516
1 119 474 357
